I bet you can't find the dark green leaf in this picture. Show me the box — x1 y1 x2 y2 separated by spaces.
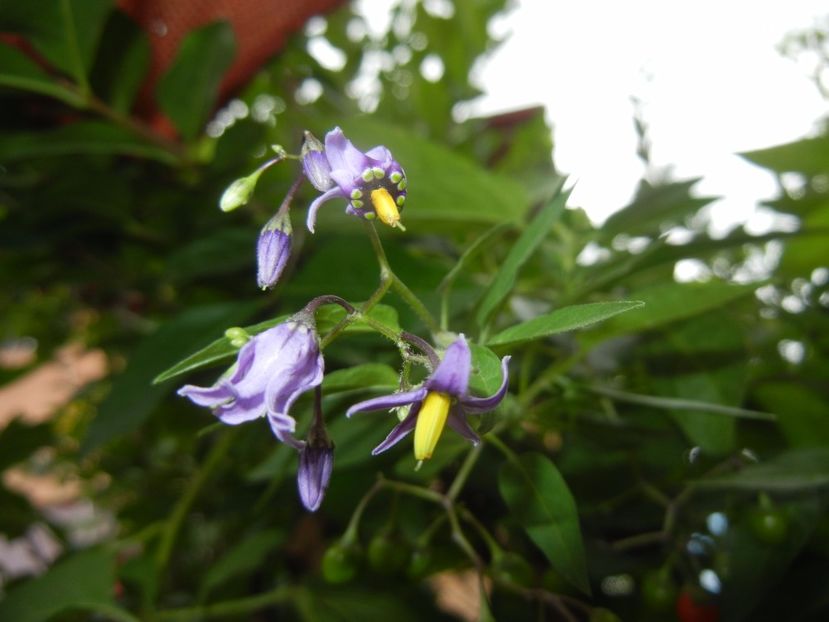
696 448 829 491
0 43 83 104
157 21 236 139
498 452 589 594
476 185 569 328
0 420 52 471
754 382 829 448
0 0 112 81
0 121 178 164
487 300 645 347
0 547 115 622
201 529 285 596
90 10 150 113
83 301 259 451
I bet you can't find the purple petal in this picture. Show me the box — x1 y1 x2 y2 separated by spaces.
426 336 471 397
324 127 370 177
329 169 357 192
371 407 420 455
268 415 306 449
256 228 291 289
306 186 345 233
178 383 233 408
302 149 334 191
365 145 392 166
447 407 480 445
346 388 427 417
461 355 511 414
214 391 265 424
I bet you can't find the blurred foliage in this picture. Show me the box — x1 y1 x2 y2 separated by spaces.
1 1 828 621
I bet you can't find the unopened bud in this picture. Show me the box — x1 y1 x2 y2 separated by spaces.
257 212 292 290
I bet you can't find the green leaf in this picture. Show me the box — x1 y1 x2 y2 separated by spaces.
589 281 758 341
152 304 399 384
468 344 506 396
754 382 829 448
0 0 112 81
322 363 399 394
600 178 716 239
740 133 829 176
696 448 829 491
0 121 178 164
329 118 531 226
90 10 150 113
83 301 259 451
0 43 83 104
157 21 236 139
476 185 569 328
0 547 115 622
487 300 645 348
201 529 285 596
438 222 513 292
498 452 589 594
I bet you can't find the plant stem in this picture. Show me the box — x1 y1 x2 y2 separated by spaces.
156 585 293 621
448 443 484 501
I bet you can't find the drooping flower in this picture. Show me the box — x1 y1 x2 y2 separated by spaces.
256 210 292 290
346 336 510 460
301 128 408 232
178 312 324 449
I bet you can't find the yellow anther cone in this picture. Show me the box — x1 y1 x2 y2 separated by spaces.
370 188 404 230
414 392 451 460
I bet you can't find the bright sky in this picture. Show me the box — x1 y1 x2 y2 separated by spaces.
471 0 828 232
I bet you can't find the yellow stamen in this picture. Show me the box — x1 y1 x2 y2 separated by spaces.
370 188 405 230
414 392 451 460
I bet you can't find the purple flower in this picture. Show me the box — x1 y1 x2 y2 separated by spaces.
257 211 292 290
178 314 324 449
301 128 408 232
346 336 510 460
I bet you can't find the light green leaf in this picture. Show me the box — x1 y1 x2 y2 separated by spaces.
476 186 569 328
157 21 236 139
589 281 758 341
322 363 399 394
0 547 115 622
696 448 829 491
498 452 589 594
438 222 512 292
487 300 645 347
468 344 506 396
84 301 259 451
740 133 829 176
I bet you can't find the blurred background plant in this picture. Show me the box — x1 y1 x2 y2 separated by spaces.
1 1 828 620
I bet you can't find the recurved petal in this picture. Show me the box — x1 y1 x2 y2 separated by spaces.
365 145 393 166
426 335 471 397
346 387 427 417
178 382 234 407
268 413 306 449
447 407 481 445
214 391 266 424
371 407 419 455
306 186 345 233
461 355 511 414
324 127 370 177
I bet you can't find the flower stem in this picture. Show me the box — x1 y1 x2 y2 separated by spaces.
156 585 294 621
447 442 484 501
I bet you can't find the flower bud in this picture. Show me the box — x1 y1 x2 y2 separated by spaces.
220 169 264 212
257 212 292 290
297 440 334 512
301 131 334 191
